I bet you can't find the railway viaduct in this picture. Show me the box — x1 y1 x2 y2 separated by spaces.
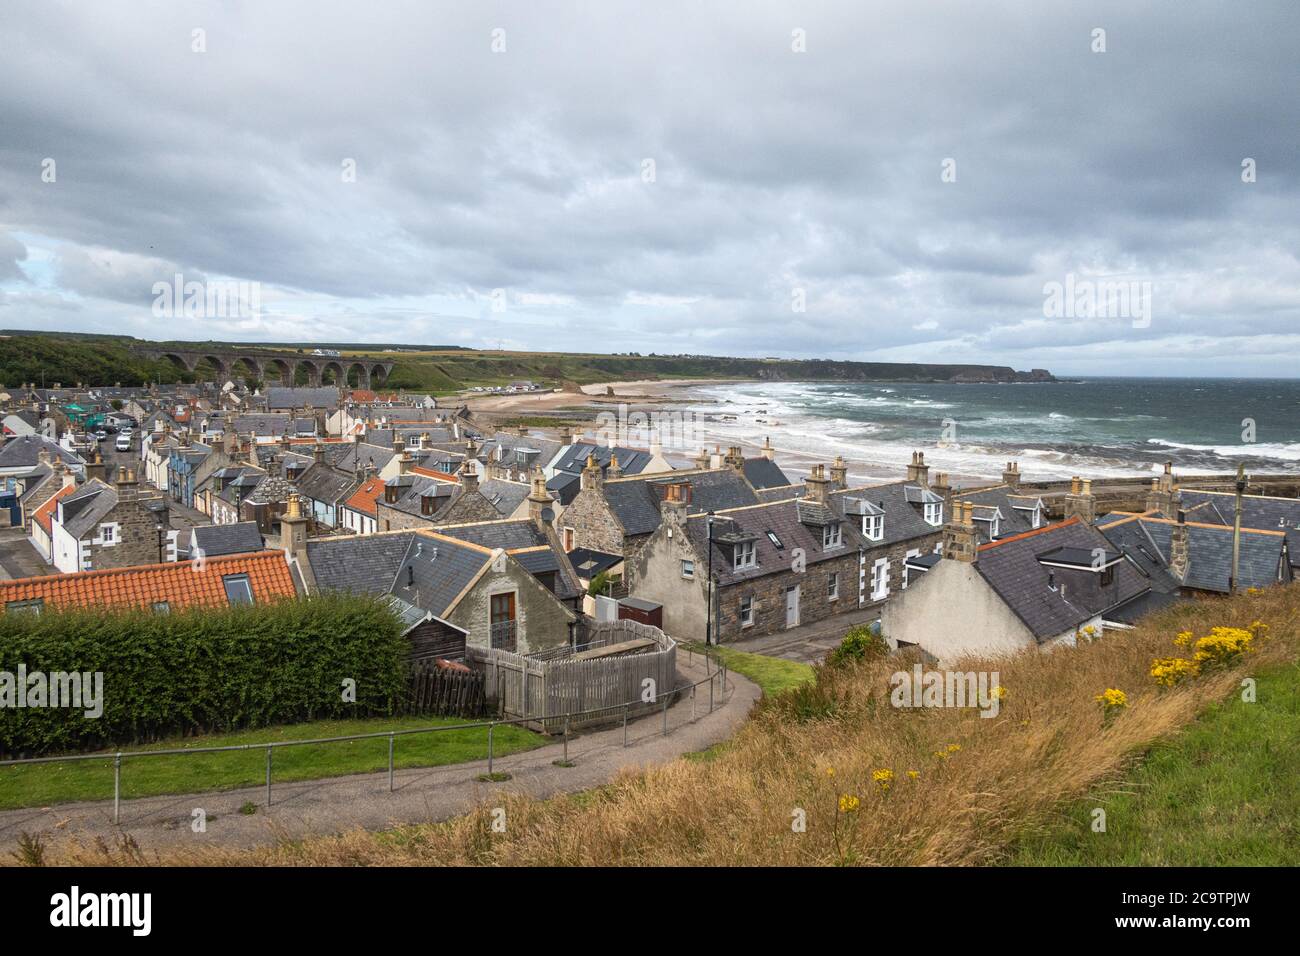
134 347 394 389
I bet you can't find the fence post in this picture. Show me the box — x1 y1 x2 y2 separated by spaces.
488 723 495 775
388 733 395 792
623 703 629 747
265 747 272 807
113 753 121 825
692 683 696 720
709 669 715 713
563 716 569 763
662 694 669 735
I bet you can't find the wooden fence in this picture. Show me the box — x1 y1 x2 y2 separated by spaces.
467 620 677 732
398 663 488 719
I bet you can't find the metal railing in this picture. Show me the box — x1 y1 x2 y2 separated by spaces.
0 645 728 825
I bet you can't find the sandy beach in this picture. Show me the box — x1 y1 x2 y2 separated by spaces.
462 378 996 489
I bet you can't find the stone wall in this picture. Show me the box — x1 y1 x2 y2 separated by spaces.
447 554 576 656
556 483 626 556
715 549 863 641
83 491 169 570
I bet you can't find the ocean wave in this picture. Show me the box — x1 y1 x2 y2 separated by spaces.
1146 438 1300 462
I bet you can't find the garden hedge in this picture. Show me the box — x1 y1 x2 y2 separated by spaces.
0 593 408 756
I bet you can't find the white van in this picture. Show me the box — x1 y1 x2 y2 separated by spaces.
115 434 132 452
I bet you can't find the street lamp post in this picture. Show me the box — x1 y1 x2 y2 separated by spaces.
1230 463 1247 593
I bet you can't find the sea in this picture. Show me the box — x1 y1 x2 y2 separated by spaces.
673 377 1300 483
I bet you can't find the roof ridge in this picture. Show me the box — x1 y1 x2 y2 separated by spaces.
0 549 285 588
979 515 1080 551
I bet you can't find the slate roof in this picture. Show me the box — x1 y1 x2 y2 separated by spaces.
307 532 418 595
0 551 297 612
603 469 761 537
294 462 359 506
389 534 494 618
742 457 791 490
244 474 297 505
974 517 1153 640
684 496 868 588
59 480 118 539
546 471 582 505
266 387 340 410
0 435 84 471
436 519 583 599
551 442 655 478
1096 512 1288 594
1174 490 1300 568
567 547 623 579
478 478 531 517
836 481 945 548
954 485 1047 542
184 521 265 558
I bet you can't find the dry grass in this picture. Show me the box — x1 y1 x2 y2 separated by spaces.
27 585 1300 867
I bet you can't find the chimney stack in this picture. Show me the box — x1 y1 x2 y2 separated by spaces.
527 468 553 527
693 447 711 471
803 464 832 505
86 449 106 483
312 442 326 466
941 499 978 563
459 457 479 493
1169 508 1191 581
829 456 848 490
760 436 775 461
1146 461 1177 515
1002 461 1021 491
279 493 310 555
906 450 930 487
581 452 603 492
1064 476 1096 524
607 452 622 479
724 446 745 474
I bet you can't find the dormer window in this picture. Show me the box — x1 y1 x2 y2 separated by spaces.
733 540 757 570
862 514 883 541
823 522 842 549
924 502 943 526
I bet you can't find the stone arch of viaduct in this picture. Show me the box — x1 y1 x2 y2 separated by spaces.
136 348 394 389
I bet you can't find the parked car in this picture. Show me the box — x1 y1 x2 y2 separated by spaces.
115 434 132 452
94 430 108 442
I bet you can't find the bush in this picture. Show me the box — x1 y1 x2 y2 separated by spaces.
826 624 889 668
0 593 408 757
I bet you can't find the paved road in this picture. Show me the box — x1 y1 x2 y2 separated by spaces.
0 651 759 852
727 605 880 665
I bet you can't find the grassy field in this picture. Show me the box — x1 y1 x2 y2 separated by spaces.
688 643 815 697
33 584 1300 866
0 715 545 811
1008 661 1300 865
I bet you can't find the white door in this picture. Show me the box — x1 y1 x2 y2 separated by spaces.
785 585 800 628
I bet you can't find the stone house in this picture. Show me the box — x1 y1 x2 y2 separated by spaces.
48 467 178 573
558 457 764 561
883 505 1155 665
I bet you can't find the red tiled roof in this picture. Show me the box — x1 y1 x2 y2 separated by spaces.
32 483 75 538
411 467 459 482
344 477 385 516
0 550 299 613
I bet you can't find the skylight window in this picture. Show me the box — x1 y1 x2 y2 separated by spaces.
222 574 255 606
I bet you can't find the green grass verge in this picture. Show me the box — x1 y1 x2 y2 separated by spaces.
0 715 546 811
687 643 814 698
1008 662 1300 865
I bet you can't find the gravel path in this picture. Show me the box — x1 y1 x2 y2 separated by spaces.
0 651 759 852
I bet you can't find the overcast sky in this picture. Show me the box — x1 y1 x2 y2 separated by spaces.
1 1 1297 376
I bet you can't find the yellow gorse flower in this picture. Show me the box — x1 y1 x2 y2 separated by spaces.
1095 688 1128 709
839 793 860 813
872 768 895 791
1150 656 1197 687
906 770 919 780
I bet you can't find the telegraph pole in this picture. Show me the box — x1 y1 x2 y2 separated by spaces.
1229 463 1246 593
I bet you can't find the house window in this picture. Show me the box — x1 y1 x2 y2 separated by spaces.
740 596 754 627
903 548 921 588
5 598 43 615
490 592 517 651
152 601 171 614
100 524 116 543
681 559 695 579
870 558 890 601
827 572 839 601
733 540 756 570
222 574 255 605
1100 566 1115 587
924 502 943 526
766 531 783 548
862 514 883 541
563 527 575 551
823 522 842 549
1031 507 1041 529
